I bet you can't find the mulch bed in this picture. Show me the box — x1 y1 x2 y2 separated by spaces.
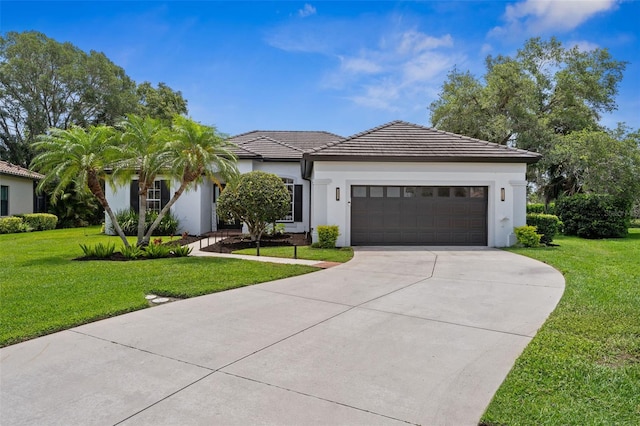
74 233 310 260
201 233 311 254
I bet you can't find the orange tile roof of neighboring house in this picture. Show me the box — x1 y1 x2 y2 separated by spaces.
0 160 44 180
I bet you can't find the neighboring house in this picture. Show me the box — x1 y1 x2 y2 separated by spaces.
0 160 45 216
105 120 541 247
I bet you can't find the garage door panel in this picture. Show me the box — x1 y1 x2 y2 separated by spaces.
350 186 487 246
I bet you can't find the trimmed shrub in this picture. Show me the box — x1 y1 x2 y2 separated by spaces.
526 213 561 244
514 225 542 248
0 217 26 234
316 225 340 248
22 213 58 231
527 203 556 215
556 194 631 239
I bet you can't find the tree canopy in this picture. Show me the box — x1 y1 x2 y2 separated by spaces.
30 114 238 245
0 31 188 167
429 37 636 203
136 82 188 123
216 171 291 242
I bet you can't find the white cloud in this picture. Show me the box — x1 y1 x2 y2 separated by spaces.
267 17 462 112
397 31 453 54
298 4 317 18
330 31 463 111
569 40 600 52
491 0 619 36
341 56 383 74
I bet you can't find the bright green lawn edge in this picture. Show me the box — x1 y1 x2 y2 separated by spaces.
481 229 640 425
232 245 354 263
0 227 319 347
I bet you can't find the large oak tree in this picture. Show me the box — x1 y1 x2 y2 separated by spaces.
429 37 634 202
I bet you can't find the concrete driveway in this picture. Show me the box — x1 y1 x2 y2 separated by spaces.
1 247 564 425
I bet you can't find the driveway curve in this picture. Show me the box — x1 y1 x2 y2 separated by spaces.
1 247 564 426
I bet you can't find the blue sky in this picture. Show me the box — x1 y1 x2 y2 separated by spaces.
2 1 639 138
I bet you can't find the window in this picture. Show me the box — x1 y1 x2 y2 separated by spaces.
438 187 450 197
454 187 469 197
370 187 384 198
280 178 294 222
386 186 401 197
0 185 8 216
147 180 162 213
352 186 367 198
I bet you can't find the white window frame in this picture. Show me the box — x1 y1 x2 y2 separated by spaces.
147 180 162 213
278 177 294 223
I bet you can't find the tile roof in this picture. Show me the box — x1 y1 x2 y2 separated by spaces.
304 120 542 164
230 136 304 160
228 130 343 160
0 160 44 180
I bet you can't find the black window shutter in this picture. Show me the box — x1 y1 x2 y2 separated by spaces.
293 184 303 222
160 180 170 208
130 180 139 212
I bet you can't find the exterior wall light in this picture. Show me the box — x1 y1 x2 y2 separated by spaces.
500 187 506 202
336 187 340 201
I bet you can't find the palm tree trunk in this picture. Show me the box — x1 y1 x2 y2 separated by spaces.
87 171 130 248
136 182 148 247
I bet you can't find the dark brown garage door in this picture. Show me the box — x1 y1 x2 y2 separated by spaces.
350 186 487 245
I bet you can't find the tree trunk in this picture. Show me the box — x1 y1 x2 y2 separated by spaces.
87 171 130 247
136 181 148 247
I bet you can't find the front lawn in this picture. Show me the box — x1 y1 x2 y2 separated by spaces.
481 229 640 425
0 227 318 347
233 245 354 263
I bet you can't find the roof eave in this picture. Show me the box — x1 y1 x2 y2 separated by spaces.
302 154 542 164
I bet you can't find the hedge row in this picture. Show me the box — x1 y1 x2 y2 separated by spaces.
556 194 630 239
526 203 556 215
0 213 58 234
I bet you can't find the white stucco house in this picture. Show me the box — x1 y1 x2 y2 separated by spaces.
0 160 44 217
105 121 541 247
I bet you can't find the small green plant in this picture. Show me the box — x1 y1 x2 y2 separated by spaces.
111 209 180 236
526 213 561 244
514 225 542 248
79 242 115 258
266 223 286 236
143 241 171 258
121 245 144 260
316 225 340 248
170 244 193 257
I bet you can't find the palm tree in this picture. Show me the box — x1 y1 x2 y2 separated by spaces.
142 115 238 245
116 114 171 246
30 125 131 247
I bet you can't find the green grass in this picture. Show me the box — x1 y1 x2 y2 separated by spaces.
481 229 640 425
233 245 354 263
0 227 318 347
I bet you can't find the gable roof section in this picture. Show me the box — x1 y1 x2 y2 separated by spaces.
230 136 304 160
228 130 343 161
304 121 542 164
0 160 44 180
